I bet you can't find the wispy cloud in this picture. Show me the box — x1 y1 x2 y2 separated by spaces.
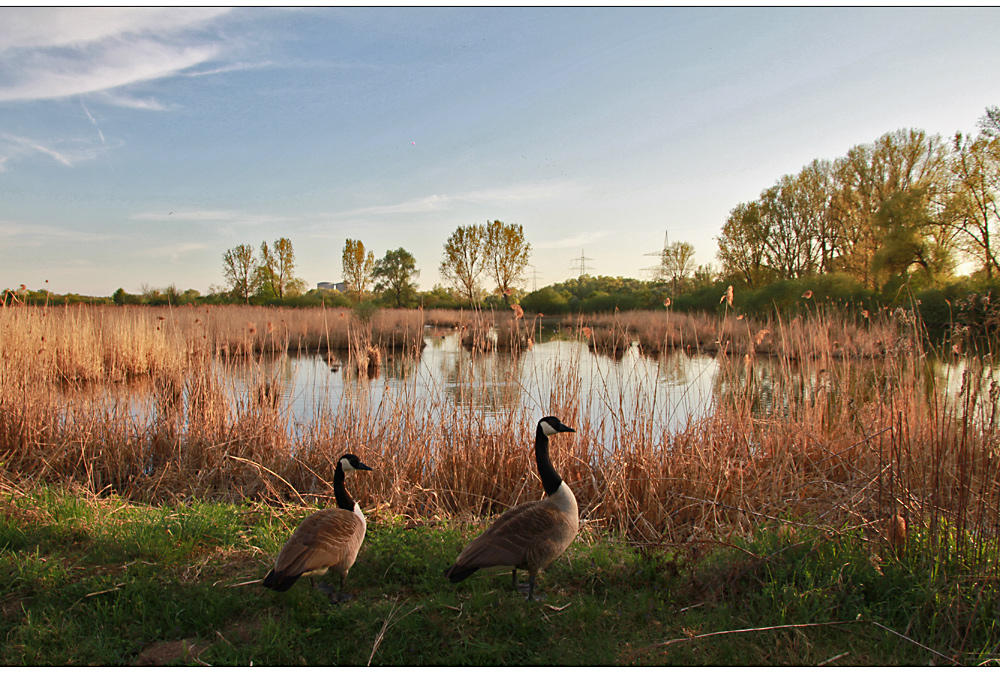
137 242 208 261
0 8 235 105
330 181 578 218
131 209 296 228
0 132 114 169
0 8 232 51
0 219 118 243
534 230 613 250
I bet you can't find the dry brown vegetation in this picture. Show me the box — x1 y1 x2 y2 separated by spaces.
565 305 923 361
1 303 997 569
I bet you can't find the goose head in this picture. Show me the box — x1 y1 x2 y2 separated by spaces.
538 416 576 437
338 453 374 473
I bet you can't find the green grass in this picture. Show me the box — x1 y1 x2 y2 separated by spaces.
2 487 999 665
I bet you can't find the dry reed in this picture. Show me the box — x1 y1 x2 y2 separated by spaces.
1 302 998 573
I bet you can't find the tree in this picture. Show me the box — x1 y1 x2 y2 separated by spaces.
871 186 955 286
223 243 256 302
484 220 531 304
440 224 486 305
717 201 772 288
947 129 1000 279
342 239 375 301
374 247 419 308
272 237 298 298
658 240 696 295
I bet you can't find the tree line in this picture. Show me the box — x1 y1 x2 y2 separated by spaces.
717 106 1000 293
208 220 532 309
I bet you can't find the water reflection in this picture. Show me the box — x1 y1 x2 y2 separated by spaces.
51 324 1000 452
240 328 722 447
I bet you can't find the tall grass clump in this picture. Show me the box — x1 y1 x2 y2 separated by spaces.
2 299 1000 585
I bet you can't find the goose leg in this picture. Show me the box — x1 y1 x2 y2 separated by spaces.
334 573 354 603
526 571 545 601
513 569 533 595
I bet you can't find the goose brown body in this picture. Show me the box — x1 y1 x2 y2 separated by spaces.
447 484 577 578
445 416 578 599
262 453 372 601
262 506 366 591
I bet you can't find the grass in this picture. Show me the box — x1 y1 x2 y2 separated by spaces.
3 301 1000 661
3 485 999 666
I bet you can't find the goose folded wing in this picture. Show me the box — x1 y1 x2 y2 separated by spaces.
275 509 365 577
458 501 574 568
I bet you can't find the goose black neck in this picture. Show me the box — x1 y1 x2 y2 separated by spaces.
333 464 356 511
535 425 563 496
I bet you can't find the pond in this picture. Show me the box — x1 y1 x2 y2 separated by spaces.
177 325 997 449
216 327 718 443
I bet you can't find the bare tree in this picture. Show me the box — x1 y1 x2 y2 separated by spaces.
659 240 696 295
223 243 256 302
440 224 486 304
342 239 376 301
484 220 530 304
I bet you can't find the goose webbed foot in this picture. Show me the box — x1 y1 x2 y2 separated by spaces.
317 581 352 604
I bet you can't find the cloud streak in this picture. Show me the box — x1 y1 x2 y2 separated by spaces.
0 132 114 169
0 8 235 105
0 220 119 243
131 209 297 228
329 181 579 218
533 230 614 250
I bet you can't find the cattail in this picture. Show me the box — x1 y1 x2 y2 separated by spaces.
663 298 671 307
862 309 870 319
736 314 744 321
952 343 961 355
887 513 907 555
802 290 813 299
512 304 524 320
754 329 770 346
720 285 733 306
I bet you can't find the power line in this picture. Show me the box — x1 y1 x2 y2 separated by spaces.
642 229 669 279
570 249 594 278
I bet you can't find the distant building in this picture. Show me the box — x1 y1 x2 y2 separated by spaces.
317 281 349 292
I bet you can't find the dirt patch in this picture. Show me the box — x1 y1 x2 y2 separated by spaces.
222 615 265 644
134 638 210 665
1 596 24 620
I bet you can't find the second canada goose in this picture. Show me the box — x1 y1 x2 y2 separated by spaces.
262 453 373 603
445 416 578 600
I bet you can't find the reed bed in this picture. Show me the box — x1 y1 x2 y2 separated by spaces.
570 305 917 361
1 302 998 574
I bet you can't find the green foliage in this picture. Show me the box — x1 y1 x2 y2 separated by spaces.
419 285 462 309
374 248 420 308
353 300 380 324
521 286 570 314
342 239 376 301
4 488 1000 666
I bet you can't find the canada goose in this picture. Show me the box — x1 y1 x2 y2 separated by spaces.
262 453 373 603
445 416 578 600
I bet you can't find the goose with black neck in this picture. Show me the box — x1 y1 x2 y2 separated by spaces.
262 453 373 603
445 415 579 601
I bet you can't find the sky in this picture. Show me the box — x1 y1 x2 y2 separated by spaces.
2 6 1000 297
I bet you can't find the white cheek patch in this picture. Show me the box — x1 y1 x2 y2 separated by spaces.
540 420 556 437
341 457 355 472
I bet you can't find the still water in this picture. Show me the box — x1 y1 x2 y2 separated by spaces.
228 327 719 440
213 326 998 446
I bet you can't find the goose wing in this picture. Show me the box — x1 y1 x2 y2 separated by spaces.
272 508 366 578
454 499 576 571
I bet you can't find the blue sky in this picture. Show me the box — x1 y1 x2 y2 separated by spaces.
2 7 999 296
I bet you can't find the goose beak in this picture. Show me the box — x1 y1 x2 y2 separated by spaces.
356 461 374 471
